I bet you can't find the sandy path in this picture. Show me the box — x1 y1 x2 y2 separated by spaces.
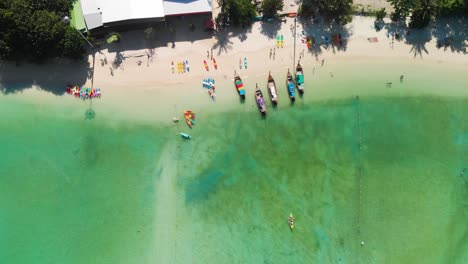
153 140 178 263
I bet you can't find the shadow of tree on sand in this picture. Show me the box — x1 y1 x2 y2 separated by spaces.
0 58 92 95
405 27 432 58
432 17 468 54
297 17 352 59
382 17 467 58
260 19 283 40
212 25 253 56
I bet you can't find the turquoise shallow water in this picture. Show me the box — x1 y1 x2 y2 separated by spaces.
1 61 468 263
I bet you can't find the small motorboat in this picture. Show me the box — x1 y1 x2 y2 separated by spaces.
288 213 295 230
180 132 191 139
255 83 266 115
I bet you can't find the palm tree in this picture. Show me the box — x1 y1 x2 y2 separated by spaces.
409 0 437 28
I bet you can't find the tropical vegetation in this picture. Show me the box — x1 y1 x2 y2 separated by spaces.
388 0 468 28
217 0 256 27
300 0 354 25
0 0 86 61
261 0 284 18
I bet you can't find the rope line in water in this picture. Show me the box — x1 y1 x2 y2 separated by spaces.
355 95 363 237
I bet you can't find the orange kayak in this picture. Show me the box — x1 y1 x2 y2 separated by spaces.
203 60 209 71
213 58 218 70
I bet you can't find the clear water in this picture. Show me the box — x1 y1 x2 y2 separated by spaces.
1 61 467 264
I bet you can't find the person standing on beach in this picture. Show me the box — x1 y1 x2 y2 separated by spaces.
321 59 325 66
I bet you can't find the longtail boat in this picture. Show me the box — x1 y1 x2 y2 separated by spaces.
286 69 296 102
267 71 278 105
255 83 267 115
234 71 246 98
296 63 304 94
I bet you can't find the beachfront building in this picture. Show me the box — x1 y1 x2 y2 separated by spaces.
74 0 213 32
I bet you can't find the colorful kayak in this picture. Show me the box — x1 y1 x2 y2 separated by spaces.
281 35 284 48
244 57 248 69
184 110 196 128
276 35 280 48
213 58 218 70
203 60 209 71
180 132 191 139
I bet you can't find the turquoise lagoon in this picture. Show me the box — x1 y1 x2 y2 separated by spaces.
1 60 467 263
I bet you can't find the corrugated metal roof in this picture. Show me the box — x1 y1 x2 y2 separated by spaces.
79 0 212 30
163 0 212 16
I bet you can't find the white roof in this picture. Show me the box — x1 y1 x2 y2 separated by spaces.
163 0 212 16
81 0 165 28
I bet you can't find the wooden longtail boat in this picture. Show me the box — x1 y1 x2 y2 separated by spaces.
234 71 246 98
286 69 296 102
267 71 278 105
255 83 267 115
296 63 304 94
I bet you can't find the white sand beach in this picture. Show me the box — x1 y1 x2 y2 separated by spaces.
1 15 467 122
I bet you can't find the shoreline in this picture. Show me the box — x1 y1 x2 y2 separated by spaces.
1 16 467 123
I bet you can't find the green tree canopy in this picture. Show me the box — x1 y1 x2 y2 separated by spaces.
409 0 438 28
261 0 284 18
218 0 256 27
388 0 468 27
0 0 86 61
300 0 354 25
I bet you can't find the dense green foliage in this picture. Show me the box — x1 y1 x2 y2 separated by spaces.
0 0 87 61
300 0 354 24
261 0 284 18
389 0 468 27
376 8 387 21
218 0 256 27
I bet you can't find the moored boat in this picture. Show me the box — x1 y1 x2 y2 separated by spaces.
296 63 305 94
286 69 296 102
255 83 267 115
289 213 295 230
267 71 278 105
234 71 246 98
